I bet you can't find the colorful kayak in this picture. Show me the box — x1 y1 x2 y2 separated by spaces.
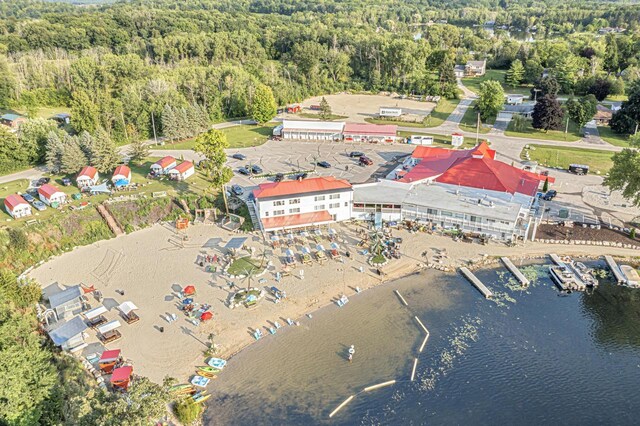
169 384 194 394
192 393 211 404
207 358 227 369
196 370 217 379
197 366 220 374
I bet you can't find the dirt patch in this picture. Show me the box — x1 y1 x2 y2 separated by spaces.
106 197 181 232
537 223 638 245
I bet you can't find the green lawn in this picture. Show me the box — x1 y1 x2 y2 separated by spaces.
505 119 581 142
521 145 613 174
397 131 479 148
462 69 532 96
1 106 69 120
598 126 631 147
458 101 492 134
155 124 274 150
423 98 461 128
227 256 265 276
364 117 426 128
297 112 348 121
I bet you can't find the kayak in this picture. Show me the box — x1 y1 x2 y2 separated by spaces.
196 370 218 379
169 384 194 394
198 366 220 374
207 358 227 369
192 393 211 404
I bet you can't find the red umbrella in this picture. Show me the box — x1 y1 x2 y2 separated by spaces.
183 285 196 295
200 311 213 321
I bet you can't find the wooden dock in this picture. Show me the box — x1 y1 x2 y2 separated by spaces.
604 255 627 284
500 257 530 286
460 267 493 298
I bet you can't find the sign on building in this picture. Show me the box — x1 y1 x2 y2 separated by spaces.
451 133 464 147
379 107 402 117
409 135 433 145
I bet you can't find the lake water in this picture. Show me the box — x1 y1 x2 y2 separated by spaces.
206 261 640 425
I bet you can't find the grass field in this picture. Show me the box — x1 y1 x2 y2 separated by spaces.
521 145 614 174
155 124 274 150
462 69 532 96
423 98 461 128
505 119 581 142
297 112 348 121
598 126 631 147
458 101 492 134
397 131 479 148
364 117 426 127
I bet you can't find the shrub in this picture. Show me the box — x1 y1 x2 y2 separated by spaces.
174 400 203 425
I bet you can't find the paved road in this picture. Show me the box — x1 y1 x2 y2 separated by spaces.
0 165 49 185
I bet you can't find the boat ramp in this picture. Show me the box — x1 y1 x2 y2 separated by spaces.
500 257 530 286
460 267 493 298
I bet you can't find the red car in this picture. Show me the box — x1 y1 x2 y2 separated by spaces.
359 156 373 166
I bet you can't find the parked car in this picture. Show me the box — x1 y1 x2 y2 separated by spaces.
62 178 72 186
251 164 263 174
349 151 364 158
295 172 308 180
231 184 244 196
237 167 250 175
274 173 284 182
317 161 331 168
32 200 47 211
22 193 35 203
36 177 50 186
542 190 557 201
232 153 247 161
359 156 373 166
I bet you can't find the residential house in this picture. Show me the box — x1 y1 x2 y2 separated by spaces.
453 64 466 78
112 165 132 183
38 184 67 206
252 176 353 232
48 285 84 320
150 156 177 175
465 60 486 77
0 113 27 129
506 94 525 105
594 104 613 125
77 166 99 188
4 194 32 218
168 161 195 181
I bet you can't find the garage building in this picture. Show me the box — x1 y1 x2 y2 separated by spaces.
281 120 345 141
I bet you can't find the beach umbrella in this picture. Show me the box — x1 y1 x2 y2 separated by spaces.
184 285 196 295
300 231 309 237
182 298 194 305
286 233 294 240
302 247 311 254
315 229 322 235
316 244 325 251
285 248 294 257
200 312 213 321
271 235 279 241
328 228 336 235
331 242 340 250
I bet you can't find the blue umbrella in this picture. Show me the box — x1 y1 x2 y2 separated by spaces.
182 298 194 305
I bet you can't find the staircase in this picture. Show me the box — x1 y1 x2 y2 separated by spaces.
246 200 261 231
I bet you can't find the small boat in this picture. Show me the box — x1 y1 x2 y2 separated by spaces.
549 265 583 291
207 358 227 369
192 393 211 404
198 366 220 375
254 329 263 340
197 371 217 379
190 375 210 388
170 384 194 394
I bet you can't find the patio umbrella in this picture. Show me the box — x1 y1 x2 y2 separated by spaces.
300 231 309 237
271 235 279 241
200 311 213 321
183 285 196 295
285 248 294 257
331 242 340 250
315 229 322 235
316 244 325 251
302 247 311 254
328 228 336 235
182 298 194 305
286 233 294 240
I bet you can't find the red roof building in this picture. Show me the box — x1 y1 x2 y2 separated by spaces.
253 176 352 200
4 194 32 218
168 161 194 180
397 142 553 197
150 156 177 174
78 166 98 179
112 165 131 182
343 123 398 141
77 166 99 187
38 183 66 205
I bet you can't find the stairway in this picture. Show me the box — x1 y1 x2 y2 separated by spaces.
245 200 261 231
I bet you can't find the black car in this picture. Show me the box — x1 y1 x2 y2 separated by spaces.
36 177 50 186
542 190 557 201
349 151 364 158
251 164 263 174
295 172 308 180
231 184 244 196
237 167 250 175
232 153 247 161
274 173 284 182
317 161 331 168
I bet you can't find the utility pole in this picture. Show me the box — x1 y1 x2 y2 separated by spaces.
565 116 569 141
476 112 480 143
533 88 541 103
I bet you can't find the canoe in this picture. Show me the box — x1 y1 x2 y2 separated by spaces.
170 384 194 394
207 358 227 369
192 393 211 404
198 366 220 374
197 370 218 379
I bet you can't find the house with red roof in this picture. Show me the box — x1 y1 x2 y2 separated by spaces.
38 184 67 206
4 194 32 218
112 165 132 183
343 123 397 143
252 176 353 232
150 156 176 175
168 161 195 181
77 166 99 188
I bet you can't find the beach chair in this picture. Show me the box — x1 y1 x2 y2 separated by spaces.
315 244 327 263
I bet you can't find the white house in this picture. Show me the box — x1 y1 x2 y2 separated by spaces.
112 165 132 183
281 120 345 141
168 161 195 181
77 166 99 188
379 107 402 117
38 184 66 206
506 94 524 105
252 176 353 232
4 194 32 218
150 156 177 175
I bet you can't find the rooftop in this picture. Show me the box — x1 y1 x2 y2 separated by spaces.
253 176 352 199
171 161 194 173
282 120 345 132
78 166 98 179
4 194 29 211
353 180 410 205
38 183 63 199
48 285 82 309
343 122 398 136
1 113 23 121
154 156 176 168
48 316 87 346
113 165 131 176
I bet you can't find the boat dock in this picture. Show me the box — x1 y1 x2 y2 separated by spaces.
604 255 627 284
460 267 493 298
549 253 563 266
500 257 530 286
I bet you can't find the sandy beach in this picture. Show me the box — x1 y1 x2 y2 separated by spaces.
30 221 640 384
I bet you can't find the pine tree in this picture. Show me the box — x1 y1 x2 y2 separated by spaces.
78 131 95 160
60 135 88 174
505 59 525 88
193 104 210 133
603 34 619 74
91 127 121 172
176 107 190 140
162 104 179 141
319 97 332 121
250 84 277 124
127 125 149 165
45 131 65 174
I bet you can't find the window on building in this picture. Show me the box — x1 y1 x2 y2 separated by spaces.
314 195 325 201
329 203 340 209
329 194 340 200
500 220 510 225
273 210 285 216
427 208 437 215
344 202 348 207
469 215 479 222
289 198 300 205
315 205 325 211
441 211 453 217
289 208 301 214
353 203 364 208
264 212 269 217
273 200 285 206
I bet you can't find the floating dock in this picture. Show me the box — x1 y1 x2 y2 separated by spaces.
500 257 530 286
549 253 563 266
604 255 627 284
460 267 493 298
411 358 418 382
329 395 354 418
